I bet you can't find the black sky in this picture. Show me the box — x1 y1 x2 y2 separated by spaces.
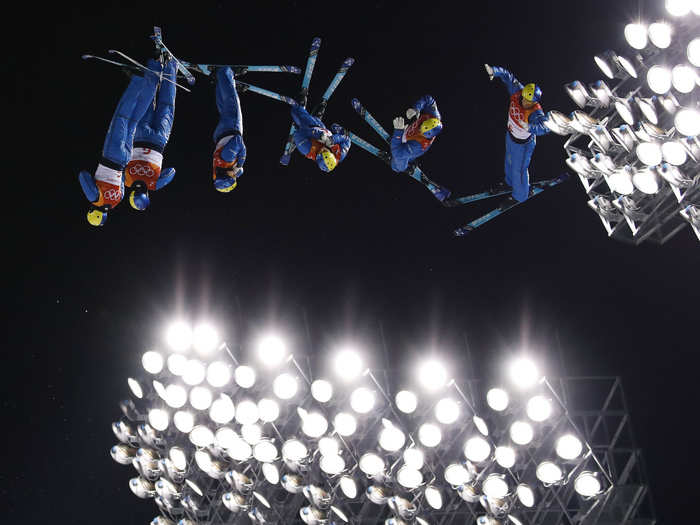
6 0 699 523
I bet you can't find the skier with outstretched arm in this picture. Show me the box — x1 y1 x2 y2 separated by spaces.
212 67 247 192
390 95 443 173
484 64 550 207
291 104 351 173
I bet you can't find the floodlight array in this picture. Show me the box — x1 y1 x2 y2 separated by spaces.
553 4 700 243
110 323 623 525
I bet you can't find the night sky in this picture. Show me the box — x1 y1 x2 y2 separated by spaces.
7 0 699 523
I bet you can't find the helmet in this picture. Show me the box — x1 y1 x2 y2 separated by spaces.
317 148 337 172
420 117 443 139
214 166 242 192
128 182 150 210
522 83 542 102
87 207 107 227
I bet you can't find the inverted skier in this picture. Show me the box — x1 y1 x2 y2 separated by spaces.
79 59 176 226
291 104 351 173
390 94 443 173
484 64 550 208
212 67 247 192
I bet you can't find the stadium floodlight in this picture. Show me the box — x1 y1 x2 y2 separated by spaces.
130 476 156 498
242 423 262 445
636 142 663 166
633 167 662 194
206 361 231 388
556 434 584 460
183 360 206 386
424 485 443 509
672 64 697 93
148 408 169 431
674 108 700 136
256 334 287 366
258 398 280 422
611 125 638 152
666 0 691 16
661 141 688 165
359 452 385 477
320 453 346 476
232 398 256 425
174 410 195 433
234 365 256 389
516 483 535 507
397 467 424 489
435 398 460 424
303 485 331 509
569 111 598 134
418 359 448 391
624 23 647 50
473 415 489 436
594 52 616 79
151 516 175 525
366 485 390 505
445 463 472 486
223 492 250 513
334 348 363 381
194 449 213 473
142 351 164 374
210 393 236 424
647 66 672 94
262 462 280 484
282 439 309 468
215 426 237 449
254 491 272 511
495 446 516 469
688 38 700 66
165 384 188 408
339 475 358 498
617 55 638 78
192 323 218 356
167 354 187 376
418 423 442 448
166 321 192 352
190 385 213 410
227 436 253 462
649 22 672 48
544 110 573 135
400 447 423 470
590 125 614 152
575 471 603 497
457 483 480 503
607 166 636 195
228 469 254 494
127 377 144 399
300 506 327 525
591 153 617 174
464 436 491 463
281 473 305 494
659 163 691 187
486 388 509 411
536 461 564 484
510 421 534 445
273 373 298 400
566 153 593 176
111 443 137 465
112 420 136 444
189 425 215 447
379 419 406 452
301 411 329 438
350 387 376 414
591 80 613 107
483 474 510 499
169 446 187 471
508 357 540 389
636 97 659 125
396 390 418 413
319 436 339 457
311 379 333 403
334 412 357 437
565 81 589 108
614 97 636 125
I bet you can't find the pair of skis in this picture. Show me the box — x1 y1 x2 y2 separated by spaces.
348 99 452 203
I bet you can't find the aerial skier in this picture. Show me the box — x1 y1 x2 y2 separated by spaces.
484 63 550 208
290 104 351 173
212 67 247 192
390 95 443 173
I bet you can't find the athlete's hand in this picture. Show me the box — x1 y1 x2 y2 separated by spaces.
484 63 494 81
393 116 406 130
405 108 418 120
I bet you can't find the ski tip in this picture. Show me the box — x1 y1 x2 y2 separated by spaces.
280 154 291 166
351 98 361 109
343 57 355 66
289 66 302 74
81 54 91 60
311 37 322 47
453 226 474 237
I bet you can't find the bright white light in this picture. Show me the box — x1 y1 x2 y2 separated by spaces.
403 447 425 470
215 426 237 449
666 0 691 16
311 379 333 403
510 421 534 445
649 22 672 48
258 398 280 423
495 446 516 468
195 449 213 473
418 423 442 447
615 98 635 125
464 436 491 463
273 373 298 400
210 394 236 424
608 167 635 195
334 412 357 436
526 395 552 422
516 484 535 507
425 485 443 509
675 108 700 136
257 335 287 365
594 56 614 79
672 64 697 93
167 353 187 376
166 321 192 352
142 351 164 374
189 425 215 447
418 359 448 391
206 361 231 388
235 399 258 425
483 474 509 499
262 462 280 484
127 377 143 399
633 167 662 194
152 379 168 401
234 365 256 388
536 461 563 484
647 66 672 94
334 349 363 381
566 153 593 175
556 434 583 460
509 357 539 389
319 437 339 457
190 386 213 410
575 472 602 497
173 410 194 433
253 440 278 462
688 39 700 67
359 452 385 476
435 398 460 424
624 23 647 49
165 384 188 408
148 408 169 431
340 476 357 499
169 446 187 471
617 55 637 78
473 415 489 436
192 323 218 356
350 387 375 414
378 420 406 452
282 438 308 463
662 141 688 165
395 390 418 413
182 360 206 386
397 467 423 489
320 453 346 475
228 436 253 462
302 412 329 438
444 463 471 486
486 388 509 411
636 98 658 125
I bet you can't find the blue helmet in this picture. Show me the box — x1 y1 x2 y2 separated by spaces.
128 183 150 211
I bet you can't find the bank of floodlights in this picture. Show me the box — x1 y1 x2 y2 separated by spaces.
553 2 700 243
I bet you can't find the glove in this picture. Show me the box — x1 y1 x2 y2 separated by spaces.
484 63 494 81
406 107 419 120
155 167 176 190
393 116 406 130
319 133 334 147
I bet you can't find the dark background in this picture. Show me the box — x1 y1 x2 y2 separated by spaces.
5 0 698 522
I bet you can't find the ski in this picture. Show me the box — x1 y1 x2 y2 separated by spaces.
351 98 390 142
82 54 141 71
445 176 568 207
453 174 570 236
280 37 322 166
105 50 192 92
313 57 355 119
237 82 296 105
151 26 196 86
178 62 301 76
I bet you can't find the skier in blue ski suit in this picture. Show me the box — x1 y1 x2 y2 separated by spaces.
212 67 247 192
291 104 351 173
485 64 550 205
390 94 443 173
78 59 177 226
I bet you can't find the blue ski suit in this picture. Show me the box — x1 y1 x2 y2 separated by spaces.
291 105 350 171
212 67 247 187
390 95 441 173
493 66 550 202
